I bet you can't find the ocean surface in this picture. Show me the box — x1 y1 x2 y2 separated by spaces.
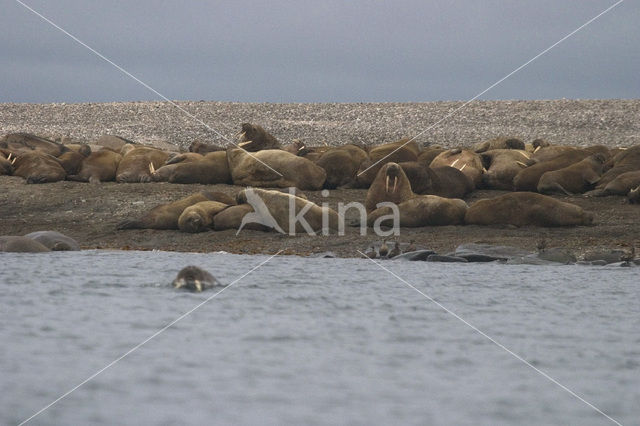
1 250 638 426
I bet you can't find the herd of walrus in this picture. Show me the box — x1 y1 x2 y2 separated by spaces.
2 123 640 254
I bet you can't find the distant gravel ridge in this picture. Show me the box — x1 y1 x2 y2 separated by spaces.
1 99 638 150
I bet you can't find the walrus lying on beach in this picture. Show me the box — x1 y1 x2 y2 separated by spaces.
212 204 271 232
178 201 230 233
67 149 123 183
472 137 525 153
367 195 468 228
116 146 169 183
117 191 235 230
0 132 68 157
480 149 531 190
400 162 474 198
430 148 484 188
587 170 640 197
227 148 326 190
236 123 281 151
235 188 340 234
354 138 420 188
160 151 230 184
0 150 15 175
594 145 640 189
464 192 594 227
365 162 415 212
94 135 134 152
189 140 225 154
315 144 368 189
12 151 67 184
513 149 594 192
537 153 607 195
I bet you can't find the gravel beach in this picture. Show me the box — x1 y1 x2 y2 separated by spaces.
1 99 639 258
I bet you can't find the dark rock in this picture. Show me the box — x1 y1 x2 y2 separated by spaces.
426 254 468 263
392 250 437 261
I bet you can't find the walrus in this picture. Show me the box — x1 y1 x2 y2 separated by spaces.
212 204 271 232
115 146 169 183
589 170 640 197
12 151 67 183
315 144 368 189
354 138 420 188
367 195 468 228
117 191 235 230
67 149 123 183
24 231 80 251
57 150 87 175
189 140 225 154
464 192 594 227
537 153 607 195
0 150 14 175
165 151 231 184
512 149 593 192
0 132 68 157
400 162 474 198
430 148 484 188
416 146 446 167
472 137 525 153
480 149 531 190
235 188 340 234
365 162 415 212
629 186 640 204
172 266 221 292
594 145 640 189
0 236 50 252
178 201 230 233
149 152 204 181
94 135 134 152
236 123 281 151
227 148 326 190
63 143 92 157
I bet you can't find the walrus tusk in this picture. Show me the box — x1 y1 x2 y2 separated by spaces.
459 164 467 172
386 175 390 193
516 161 528 168
518 151 530 160
238 140 252 147
149 162 155 174
236 131 246 139
450 159 459 168
10 156 17 165
533 145 541 153
6 153 12 162
393 176 398 193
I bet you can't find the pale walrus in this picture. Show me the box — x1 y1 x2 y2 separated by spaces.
24 231 80 251
0 236 50 252
227 148 326 190
12 151 67 184
172 266 221 292
365 162 414 212
67 149 123 183
236 123 281 151
537 153 607 195
367 195 468 228
465 192 594 227
117 191 235 230
178 201 230 233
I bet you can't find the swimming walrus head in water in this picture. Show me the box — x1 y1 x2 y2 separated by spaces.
171 265 221 292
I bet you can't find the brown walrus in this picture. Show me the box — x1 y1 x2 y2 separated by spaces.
57 150 87 175
465 192 594 227
591 170 640 196
365 162 415 212
236 123 281 151
13 151 66 184
178 201 230 233
165 151 230 184
354 138 420 188
67 149 123 183
399 162 474 198
116 146 169 183
512 149 593 192
0 132 68 157
117 191 235 230
367 195 468 228
227 148 326 190
430 148 484 188
212 204 271 232
315 144 368 189
595 145 640 189
95 135 134 152
537 153 607 195
189 140 225 154
480 149 531 190
0 150 15 175
172 266 221 292
472 137 525 153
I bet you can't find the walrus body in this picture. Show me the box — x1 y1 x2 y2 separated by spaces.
595 145 640 188
354 139 420 188
367 195 468 228
189 141 225 154
167 151 230 184
116 147 169 183
0 133 68 157
465 192 593 227
537 154 606 195
227 148 326 190
597 171 640 196
0 236 50 252
0 151 14 175
430 148 484 188
24 231 80 251
178 201 229 233
365 163 415 212
57 150 87 175
67 149 123 183
513 150 591 192
117 191 233 230
480 149 531 190
315 144 368 189
172 266 221 292
94 135 133 152
13 152 66 183
213 204 271 231
236 123 281 151
473 137 525 153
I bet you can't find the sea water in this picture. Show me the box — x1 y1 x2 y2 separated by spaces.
1 250 638 425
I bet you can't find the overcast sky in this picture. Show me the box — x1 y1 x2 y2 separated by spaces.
2 0 639 103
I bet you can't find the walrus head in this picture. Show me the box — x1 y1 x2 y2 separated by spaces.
172 265 217 292
629 186 640 204
384 163 403 194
